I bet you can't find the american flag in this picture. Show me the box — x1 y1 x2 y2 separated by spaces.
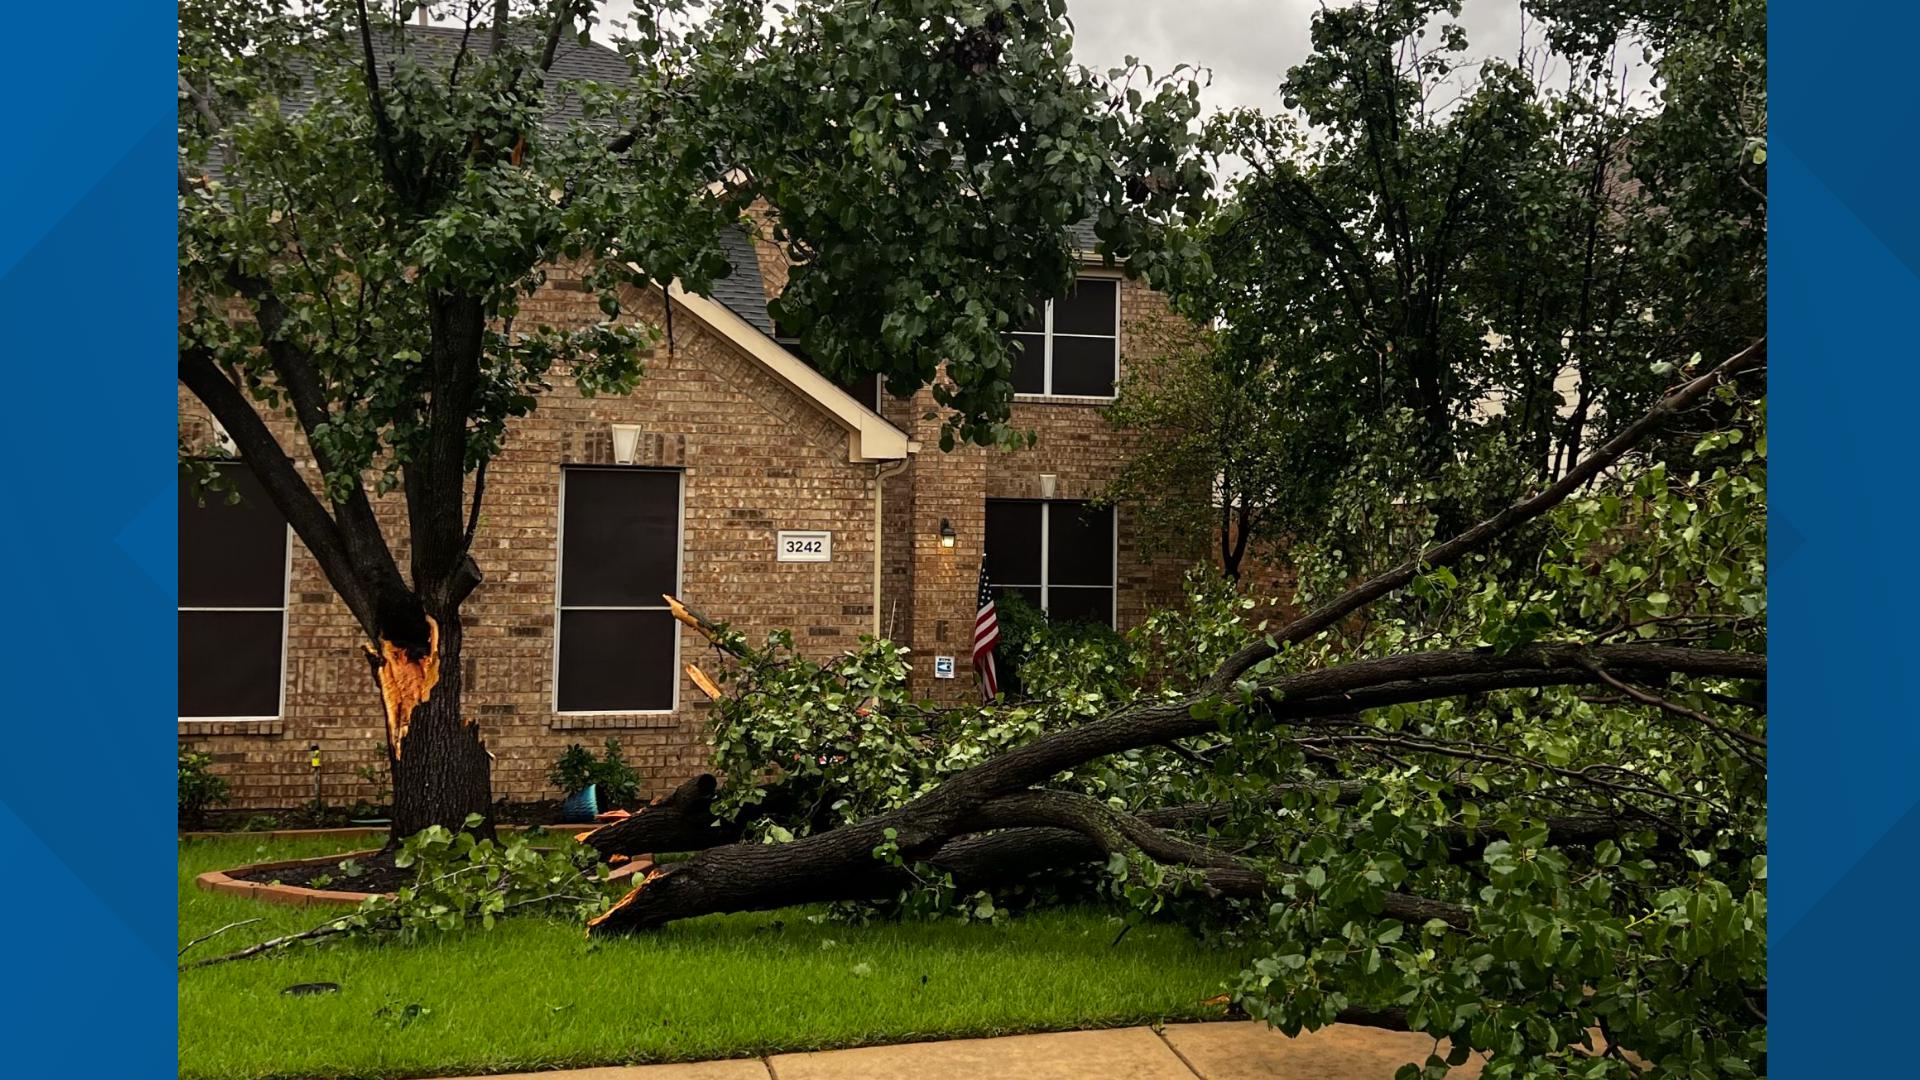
973 554 1001 702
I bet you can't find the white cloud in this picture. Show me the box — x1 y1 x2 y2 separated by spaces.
569 1 1654 122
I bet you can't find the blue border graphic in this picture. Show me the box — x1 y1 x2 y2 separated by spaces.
1770 2 1918 1075
0 3 178 1075
0 1 1901 1073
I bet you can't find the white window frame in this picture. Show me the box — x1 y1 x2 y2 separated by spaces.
552 465 686 717
1011 275 1121 400
989 499 1118 628
177 472 292 724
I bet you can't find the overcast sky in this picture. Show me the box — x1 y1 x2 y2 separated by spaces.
580 1 1654 119
1065 0 1618 116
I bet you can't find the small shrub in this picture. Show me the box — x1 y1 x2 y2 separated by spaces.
547 745 598 797
351 763 392 819
178 750 230 827
994 590 1132 705
545 739 642 810
593 738 641 809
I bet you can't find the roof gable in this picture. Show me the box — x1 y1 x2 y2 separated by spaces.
655 279 910 464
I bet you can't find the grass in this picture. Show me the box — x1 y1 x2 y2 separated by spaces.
179 833 1246 1080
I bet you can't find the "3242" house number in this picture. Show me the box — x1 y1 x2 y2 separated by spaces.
775 530 832 562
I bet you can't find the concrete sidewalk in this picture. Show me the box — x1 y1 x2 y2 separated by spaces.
478 1022 1480 1079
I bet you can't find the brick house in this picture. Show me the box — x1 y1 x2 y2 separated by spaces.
178 32 1197 810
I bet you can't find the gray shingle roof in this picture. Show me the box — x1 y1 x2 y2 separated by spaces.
276 23 633 128
710 226 774 336
396 25 633 127
1068 217 1101 254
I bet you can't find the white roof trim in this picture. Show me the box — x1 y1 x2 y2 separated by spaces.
661 280 911 463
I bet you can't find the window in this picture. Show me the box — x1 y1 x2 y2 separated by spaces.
555 467 683 713
985 499 1116 627
179 465 289 718
1005 278 1119 397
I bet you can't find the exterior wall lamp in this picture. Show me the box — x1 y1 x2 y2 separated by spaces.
610 424 642 465
939 518 956 549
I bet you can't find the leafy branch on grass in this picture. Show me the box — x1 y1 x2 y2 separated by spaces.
179 817 627 971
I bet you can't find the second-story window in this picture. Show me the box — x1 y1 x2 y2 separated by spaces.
1006 278 1119 397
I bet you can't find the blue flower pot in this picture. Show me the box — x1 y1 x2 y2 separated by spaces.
562 783 600 823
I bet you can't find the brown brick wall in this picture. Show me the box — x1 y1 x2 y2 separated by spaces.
179 263 1208 805
180 277 887 809
903 272 1198 701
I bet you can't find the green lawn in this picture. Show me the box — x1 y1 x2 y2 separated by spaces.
179 833 1245 1080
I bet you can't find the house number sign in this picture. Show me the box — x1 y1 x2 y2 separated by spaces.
776 530 832 562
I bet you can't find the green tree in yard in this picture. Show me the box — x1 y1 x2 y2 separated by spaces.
1106 0 1766 573
177 0 1208 842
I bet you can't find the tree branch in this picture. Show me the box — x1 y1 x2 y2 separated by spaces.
355 0 409 198
1202 338 1766 694
232 276 409 603
538 0 575 73
1578 657 1766 765
179 346 381 637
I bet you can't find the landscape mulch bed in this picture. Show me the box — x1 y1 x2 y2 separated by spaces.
226 849 417 894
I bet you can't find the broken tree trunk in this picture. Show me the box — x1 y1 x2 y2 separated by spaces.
580 773 741 857
581 343 1765 938
368 605 495 845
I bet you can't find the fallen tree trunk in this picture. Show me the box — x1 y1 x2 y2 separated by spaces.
583 343 1764 938
580 773 740 858
586 771 1663 905
585 641 1761 935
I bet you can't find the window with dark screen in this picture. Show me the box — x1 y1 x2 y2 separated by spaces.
1002 278 1119 397
555 467 683 713
179 465 289 718
984 499 1115 627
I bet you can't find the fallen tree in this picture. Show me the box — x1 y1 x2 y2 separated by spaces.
583 340 1765 931
574 342 1767 1077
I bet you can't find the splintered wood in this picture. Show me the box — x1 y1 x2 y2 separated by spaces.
366 615 441 759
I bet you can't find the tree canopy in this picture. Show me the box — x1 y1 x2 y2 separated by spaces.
178 0 1210 836
1103 0 1765 574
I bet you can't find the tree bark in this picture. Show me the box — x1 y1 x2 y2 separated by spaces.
581 773 741 857
372 606 495 844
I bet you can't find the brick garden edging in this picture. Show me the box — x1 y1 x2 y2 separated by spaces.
195 849 386 907
192 832 654 908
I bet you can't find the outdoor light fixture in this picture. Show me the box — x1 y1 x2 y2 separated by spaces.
610 424 643 465
1039 473 1057 499
939 518 956 548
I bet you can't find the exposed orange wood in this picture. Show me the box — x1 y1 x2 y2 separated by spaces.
685 662 722 701
585 867 660 934
664 595 702 633
364 616 441 760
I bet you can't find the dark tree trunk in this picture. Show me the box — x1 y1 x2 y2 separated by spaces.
375 606 495 845
582 773 741 857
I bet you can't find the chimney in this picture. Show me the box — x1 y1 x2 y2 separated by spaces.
417 5 429 27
